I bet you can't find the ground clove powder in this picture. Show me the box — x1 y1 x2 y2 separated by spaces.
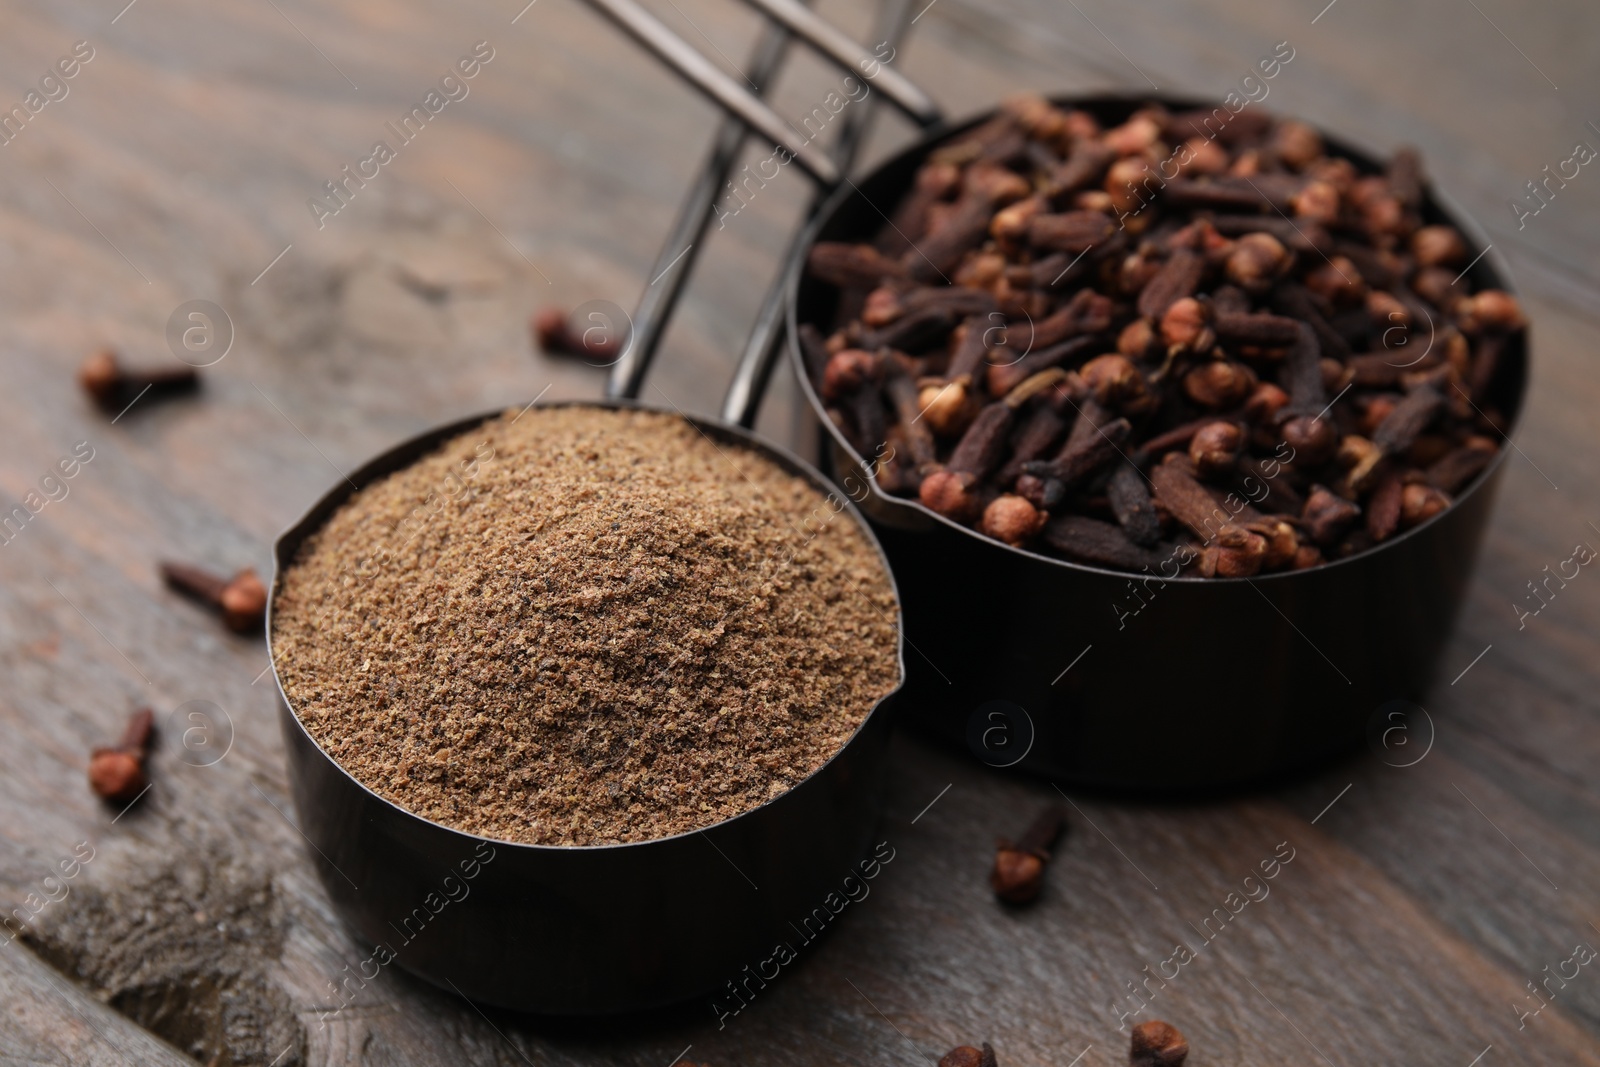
272 405 900 846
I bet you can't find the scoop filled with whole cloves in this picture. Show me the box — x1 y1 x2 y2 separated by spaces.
804 96 1523 578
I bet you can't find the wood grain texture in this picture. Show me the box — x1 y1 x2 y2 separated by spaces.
1 0 1598 1064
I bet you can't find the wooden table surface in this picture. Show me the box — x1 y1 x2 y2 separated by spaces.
3 0 1599 1064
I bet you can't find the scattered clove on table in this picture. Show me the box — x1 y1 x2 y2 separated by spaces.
78 349 199 416
991 805 1067 904
939 1041 998 1067
1130 1020 1188 1067
88 707 154 803
160 561 267 633
530 306 625 364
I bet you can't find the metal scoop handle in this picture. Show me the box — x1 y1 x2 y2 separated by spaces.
582 0 941 416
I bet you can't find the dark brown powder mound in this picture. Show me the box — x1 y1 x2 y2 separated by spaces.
272 405 900 846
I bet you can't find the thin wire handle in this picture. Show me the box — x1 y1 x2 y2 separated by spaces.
734 0 939 126
721 0 925 427
579 0 840 184
606 12 801 401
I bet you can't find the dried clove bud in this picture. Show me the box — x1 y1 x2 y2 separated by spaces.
1025 415 1131 488
1118 318 1159 360
1292 180 1341 225
1182 361 1257 409
1044 515 1169 569
1411 225 1466 268
1425 437 1497 492
1160 297 1215 353
980 494 1047 547
1029 210 1117 254
1224 233 1292 294
1137 248 1206 321
88 707 154 803
1079 354 1150 412
160 562 268 633
918 380 975 438
1401 482 1451 526
1130 1019 1189 1067
808 242 910 288
991 806 1066 903
939 1043 998 1067
78 350 199 415
1244 382 1291 426
1303 484 1361 546
1458 289 1526 333
530 307 624 363
1188 421 1243 479
920 469 982 522
1366 472 1405 541
1151 455 1266 576
1304 256 1366 305
1372 385 1443 457
1272 119 1323 169
1213 312 1301 348
1107 464 1162 547
821 349 882 402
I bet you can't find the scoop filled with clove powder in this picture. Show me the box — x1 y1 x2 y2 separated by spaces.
271 405 901 847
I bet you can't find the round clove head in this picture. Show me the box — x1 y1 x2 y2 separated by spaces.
1358 192 1406 241
1272 120 1323 170
1130 1019 1189 1067
1079 354 1147 411
1280 415 1338 466
78 349 124 410
1224 233 1291 293
1291 180 1340 226
1244 382 1291 426
1182 361 1256 409
1321 357 1354 395
821 349 880 402
1102 114 1161 156
1105 157 1157 214
1305 155 1358 192
1303 484 1361 546
1459 289 1526 334
939 1047 985 1067
1367 289 1410 328
861 286 904 327
1401 482 1451 527
1411 225 1467 268
220 569 268 633
919 468 982 523
1292 543 1325 569
1180 136 1229 176
88 748 147 803
1003 93 1068 142
980 494 1046 548
1304 255 1366 305
919 380 973 438
1188 421 1243 479
1410 266 1459 310
1362 395 1399 436
1160 297 1213 351
531 307 571 352
1013 473 1064 513
990 846 1046 904
1118 318 1159 361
